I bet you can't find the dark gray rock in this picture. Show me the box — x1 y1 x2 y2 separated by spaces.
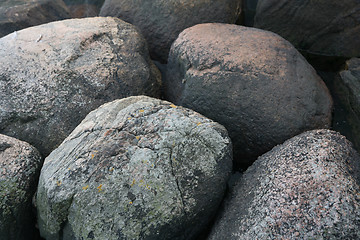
0 134 42 240
334 58 360 150
164 23 332 168
242 0 259 26
254 0 360 58
0 0 70 38
36 96 232 240
0 17 161 157
209 129 360 240
63 0 105 18
99 0 242 63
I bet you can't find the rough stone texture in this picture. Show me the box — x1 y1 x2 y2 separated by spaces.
100 0 242 63
36 96 232 240
0 17 161 157
209 129 360 239
334 58 360 150
164 23 333 168
63 0 105 18
0 134 42 240
0 0 70 38
254 0 360 58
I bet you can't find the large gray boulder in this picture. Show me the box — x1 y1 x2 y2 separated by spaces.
99 0 242 62
36 96 232 240
0 134 42 240
164 23 333 168
0 0 70 38
209 129 360 239
254 0 360 59
0 17 161 157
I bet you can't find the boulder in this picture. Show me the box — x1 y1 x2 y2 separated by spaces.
0 134 42 240
36 96 232 240
63 0 105 18
254 0 360 59
334 58 360 150
99 0 242 62
0 17 161 157
209 129 360 239
0 0 70 38
164 23 332 168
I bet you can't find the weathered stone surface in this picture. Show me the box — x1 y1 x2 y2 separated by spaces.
164 23 332 168
0 134 42 240
334 58 360 150
100 0 242 62
0 0 70 38
0 17 161 157
36 96 232 240
254 0 360 58
63 0 105 18
209 129 360 239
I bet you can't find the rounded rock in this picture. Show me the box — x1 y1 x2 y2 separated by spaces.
36 95 232 240
164 23 333 168
0 134 42 240
209 129 360 239
0 17 161 157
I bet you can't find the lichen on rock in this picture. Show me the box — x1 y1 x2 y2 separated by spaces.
36 96 232 240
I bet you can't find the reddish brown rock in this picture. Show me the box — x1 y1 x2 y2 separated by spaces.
0 0 70 38
165 23 332 168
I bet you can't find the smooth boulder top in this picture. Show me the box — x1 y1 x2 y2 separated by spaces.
254 0 360 58
0 17 161 157
165 23 333 168
0 0 70 38
0 134 42 240
209 129 360 239
36 96 232 240
100 0 242 62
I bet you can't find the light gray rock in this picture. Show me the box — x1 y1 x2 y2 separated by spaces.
0 134 42 240
209 129 360 240
100 0 242 62
36 96 232 240
0 17 161 157
165 23 333 168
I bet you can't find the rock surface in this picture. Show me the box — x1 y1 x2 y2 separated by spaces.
36 96 232 240
334 58 360 150
165 23 332 168
254 0 360 58
0 17 161 157
63 0 105 18
100 0 242 62
0 134 42 240
209 129 360 239
0 0 70 38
